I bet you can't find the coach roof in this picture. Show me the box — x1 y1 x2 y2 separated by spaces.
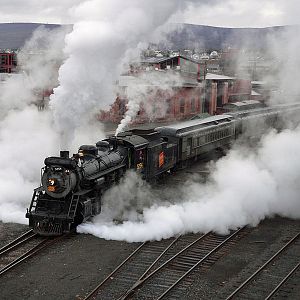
155 115 233 136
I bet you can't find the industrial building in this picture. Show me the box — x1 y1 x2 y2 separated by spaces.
98 55 258 124
0 51 17 73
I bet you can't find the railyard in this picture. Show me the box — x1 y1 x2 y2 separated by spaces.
1 155 299 299
1 118 300 299
0 216 299 299
1 3 300 300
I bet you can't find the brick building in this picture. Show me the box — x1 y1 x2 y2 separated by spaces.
98 68 253 124
0 52 17 73
98 55 206 123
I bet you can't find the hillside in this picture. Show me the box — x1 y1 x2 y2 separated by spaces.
0 23 66 49
0 22 295 50
164 23 292 50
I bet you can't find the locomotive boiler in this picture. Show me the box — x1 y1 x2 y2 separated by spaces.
26 142 128 235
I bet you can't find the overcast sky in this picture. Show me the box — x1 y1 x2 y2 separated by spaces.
0 0 299 28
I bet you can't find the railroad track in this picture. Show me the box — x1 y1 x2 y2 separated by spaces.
225 232 300 300
84 227 248 300
0 229 65 277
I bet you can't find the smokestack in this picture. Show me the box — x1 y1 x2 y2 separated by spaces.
60 150 69 158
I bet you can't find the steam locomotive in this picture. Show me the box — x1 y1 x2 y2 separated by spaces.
26 102 300 235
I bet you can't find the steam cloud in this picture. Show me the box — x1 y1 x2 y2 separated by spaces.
79 125 300 242
0 27 67 224
0 1 193 224
1 1 299 243
115 72 184 135
51 0 191 146
79 27 300 242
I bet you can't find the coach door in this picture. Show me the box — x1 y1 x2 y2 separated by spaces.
186 137 192 157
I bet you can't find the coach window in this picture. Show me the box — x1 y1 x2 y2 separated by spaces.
180 98 185 113
193 138 197 148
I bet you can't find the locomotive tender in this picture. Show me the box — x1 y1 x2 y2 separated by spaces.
26 102 300 235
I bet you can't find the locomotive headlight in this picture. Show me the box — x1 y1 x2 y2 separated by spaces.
48 179 55 186
47 178 56 192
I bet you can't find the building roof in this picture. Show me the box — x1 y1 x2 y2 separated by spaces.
251 81 266 85
117 73 200 88
251 90 261 96
224 100 261 107
140 54 203 65
205 73 235 80
140 57 171 64
116 133 149 149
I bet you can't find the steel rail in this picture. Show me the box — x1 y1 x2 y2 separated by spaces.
226 232 299 300
139 236 180 281
0 232 37 257
84 241 148 300
264 261 300 300
0 229 34 254
119 232 212 300
117 236 181 300
157 227 244 300
0 234 65 277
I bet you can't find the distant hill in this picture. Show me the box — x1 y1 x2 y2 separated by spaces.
0 23 65 49
0 22 296 50
164 23 295 50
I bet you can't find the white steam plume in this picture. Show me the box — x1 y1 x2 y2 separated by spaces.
50 0 193 146
79 126 300 242
78 27 300 242
0 27 68 224
0 108 59 224
115 71 183 135
0 26 69 118
267 26 300 102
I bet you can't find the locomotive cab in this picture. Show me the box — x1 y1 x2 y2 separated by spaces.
115 129 177 180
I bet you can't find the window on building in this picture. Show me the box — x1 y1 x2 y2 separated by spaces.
152 103 157 115
180 98 185 113
166 99 172 114
119 101 126 115
191 98 195 112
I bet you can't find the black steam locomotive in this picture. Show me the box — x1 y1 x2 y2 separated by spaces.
26 102 300 235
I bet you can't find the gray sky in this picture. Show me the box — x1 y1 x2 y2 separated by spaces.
0 0 299 28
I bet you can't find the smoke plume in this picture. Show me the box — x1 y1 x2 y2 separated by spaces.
79 27 300 242
79 125 300 242
115 71 184 134
0 27 68 224
50 0 192 145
